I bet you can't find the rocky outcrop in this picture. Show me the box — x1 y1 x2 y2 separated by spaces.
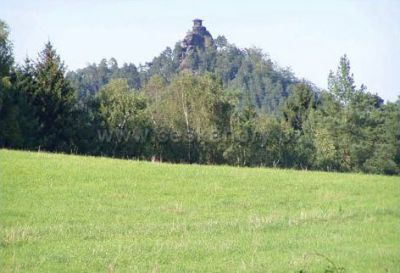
179 19 215 69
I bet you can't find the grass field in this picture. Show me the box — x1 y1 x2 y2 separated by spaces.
0 149 399 273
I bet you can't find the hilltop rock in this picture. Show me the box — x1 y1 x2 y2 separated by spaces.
180 19 215 69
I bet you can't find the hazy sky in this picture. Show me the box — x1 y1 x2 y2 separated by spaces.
1 0 399 101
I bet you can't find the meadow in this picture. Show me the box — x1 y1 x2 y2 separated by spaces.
0 149 399 273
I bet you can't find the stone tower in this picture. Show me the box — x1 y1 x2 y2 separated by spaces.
179 19 215 69
193 19 203 30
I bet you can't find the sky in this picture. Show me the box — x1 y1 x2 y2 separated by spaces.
1 0 399 102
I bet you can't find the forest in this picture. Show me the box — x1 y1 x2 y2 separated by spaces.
0 19 399 175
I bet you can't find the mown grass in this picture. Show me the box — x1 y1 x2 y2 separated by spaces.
0 149 399 273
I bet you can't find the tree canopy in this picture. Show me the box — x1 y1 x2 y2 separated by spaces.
1 19 398 175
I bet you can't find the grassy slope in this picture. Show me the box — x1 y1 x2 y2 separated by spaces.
0 149 399 273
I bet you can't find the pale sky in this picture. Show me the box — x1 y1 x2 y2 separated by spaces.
1 0 399 101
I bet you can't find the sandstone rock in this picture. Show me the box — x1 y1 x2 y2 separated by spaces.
180 19 215 69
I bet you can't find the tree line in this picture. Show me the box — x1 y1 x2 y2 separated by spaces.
0 20 399 174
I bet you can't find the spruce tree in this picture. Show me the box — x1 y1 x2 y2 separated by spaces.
33 42 76 151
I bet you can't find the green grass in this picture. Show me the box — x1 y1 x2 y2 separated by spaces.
0 149 399 273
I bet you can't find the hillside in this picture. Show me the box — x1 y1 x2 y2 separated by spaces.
67 19 298 114
1 18 399 175
1 149 399 272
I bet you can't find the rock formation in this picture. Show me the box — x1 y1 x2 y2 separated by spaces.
179 19 215 70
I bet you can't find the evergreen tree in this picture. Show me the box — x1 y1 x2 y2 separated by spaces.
32 42 76 151
0 21 39 148
283 82 316 131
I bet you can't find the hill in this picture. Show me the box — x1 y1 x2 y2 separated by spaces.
67 19 299 114
1 18 399 175
1 149 399 272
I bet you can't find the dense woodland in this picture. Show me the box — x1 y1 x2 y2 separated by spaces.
0 20 399 174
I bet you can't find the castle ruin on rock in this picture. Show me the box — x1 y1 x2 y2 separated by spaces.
179 19 215 69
